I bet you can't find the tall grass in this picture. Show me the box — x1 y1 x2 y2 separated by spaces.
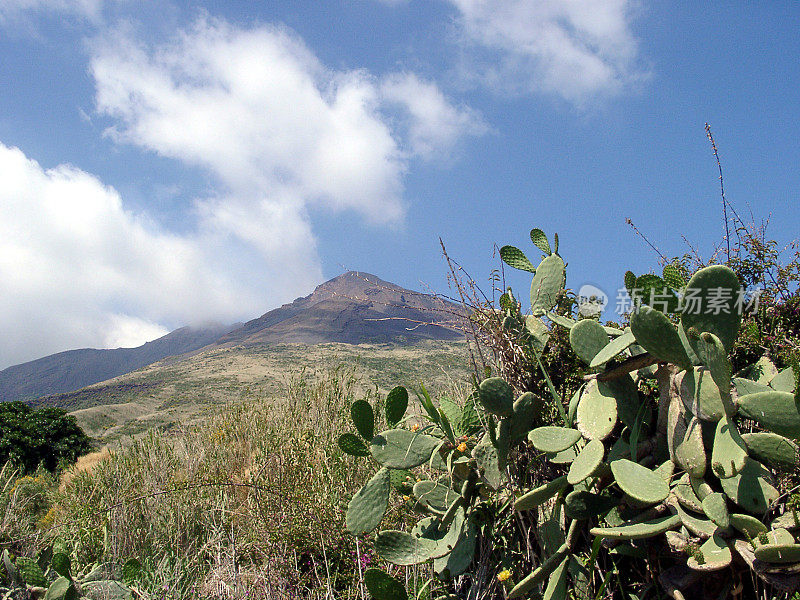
11 365 405 599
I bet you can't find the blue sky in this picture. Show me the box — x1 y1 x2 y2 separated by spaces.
1 1 798 369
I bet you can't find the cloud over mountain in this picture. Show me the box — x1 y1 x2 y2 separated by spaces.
0 16 484 368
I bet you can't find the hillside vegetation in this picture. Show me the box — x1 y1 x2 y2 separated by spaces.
34 340 469 443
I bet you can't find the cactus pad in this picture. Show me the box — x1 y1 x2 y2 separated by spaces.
370 429 440 469
701 492 730 530
478 377 514 417
590 329 636 369
611 459 669 505
678 367 726 422
687 532 732 571
673 501 717 538
737 391 800 438
673 475 703 512
375 530 437 566
530 254 566 315
590 514 680 539
386 386 408 427
434 518 477 579
711 415 748 479
741 432 799 470
15 557 47 587
680 265 741 353
529 228 551 255
338 433 370 457
675 415 707 478
754 543 800 564
351 400 375 440
695 332 734 414
769 366 796 393
564 489 619 520
569 319 610 365
567 438 605 485
515 475 568 511
577 380 618 441
718 457 779 514
547 439 585 464
44 577 78 600
629 304 692 369
733 377 771 397
413 480 460 513
529 426 581 453
500 245 537 272
729 513 768 538
346 468 390 535
364 568 408 600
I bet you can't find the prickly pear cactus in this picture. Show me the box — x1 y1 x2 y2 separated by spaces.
344 228 800 599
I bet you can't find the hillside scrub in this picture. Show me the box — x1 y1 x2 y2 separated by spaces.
1 366 451 599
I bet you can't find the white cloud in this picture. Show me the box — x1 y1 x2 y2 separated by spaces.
0 17 484 368
91 18 483 225
447 0 647 104
0 142 317 368
381 72 489 160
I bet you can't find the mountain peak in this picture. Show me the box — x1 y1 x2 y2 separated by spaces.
215 271 461 347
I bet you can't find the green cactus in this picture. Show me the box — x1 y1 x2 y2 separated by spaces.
741 432 799 470
346 467 391 535
338 432 370 457
477 377 514 417
500 245 537 273
754 543 800 564
413 480 460 514
567 439 604 485
768 366 796 393
576 380 618 441
530 228 552 255
375 530 438 566
718 457 779 514
590 515 681 539
629 304 692 369
530 254 566 316
15 556 47 587
385 386 408 427
737 390 800 438
528 426 581 454
351 399 375 440
363 567 407 600
342 230 800 600
710 415 747 479
43 576 78 600
701 493 730 530
51 552 71 579
610 459 669 505
729 513 768 538
680 265 741 354
673 501 718 538
589 329 636 368
569 319 610 365
370 429 440 469
686 533 731 571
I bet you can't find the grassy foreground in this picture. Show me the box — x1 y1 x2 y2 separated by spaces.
2 365 460 598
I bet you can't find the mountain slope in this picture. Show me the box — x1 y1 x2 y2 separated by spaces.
214 271 462 347
0 323 238 403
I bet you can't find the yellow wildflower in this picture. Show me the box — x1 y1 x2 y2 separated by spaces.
403 495 410 502
411 423 420 432
497 569 511 582
457 442 468 453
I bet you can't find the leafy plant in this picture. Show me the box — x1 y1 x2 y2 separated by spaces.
344 228 800 599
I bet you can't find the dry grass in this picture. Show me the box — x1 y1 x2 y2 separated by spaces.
19 365 447 599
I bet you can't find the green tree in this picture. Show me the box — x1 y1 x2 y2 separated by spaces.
0 401 92 472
